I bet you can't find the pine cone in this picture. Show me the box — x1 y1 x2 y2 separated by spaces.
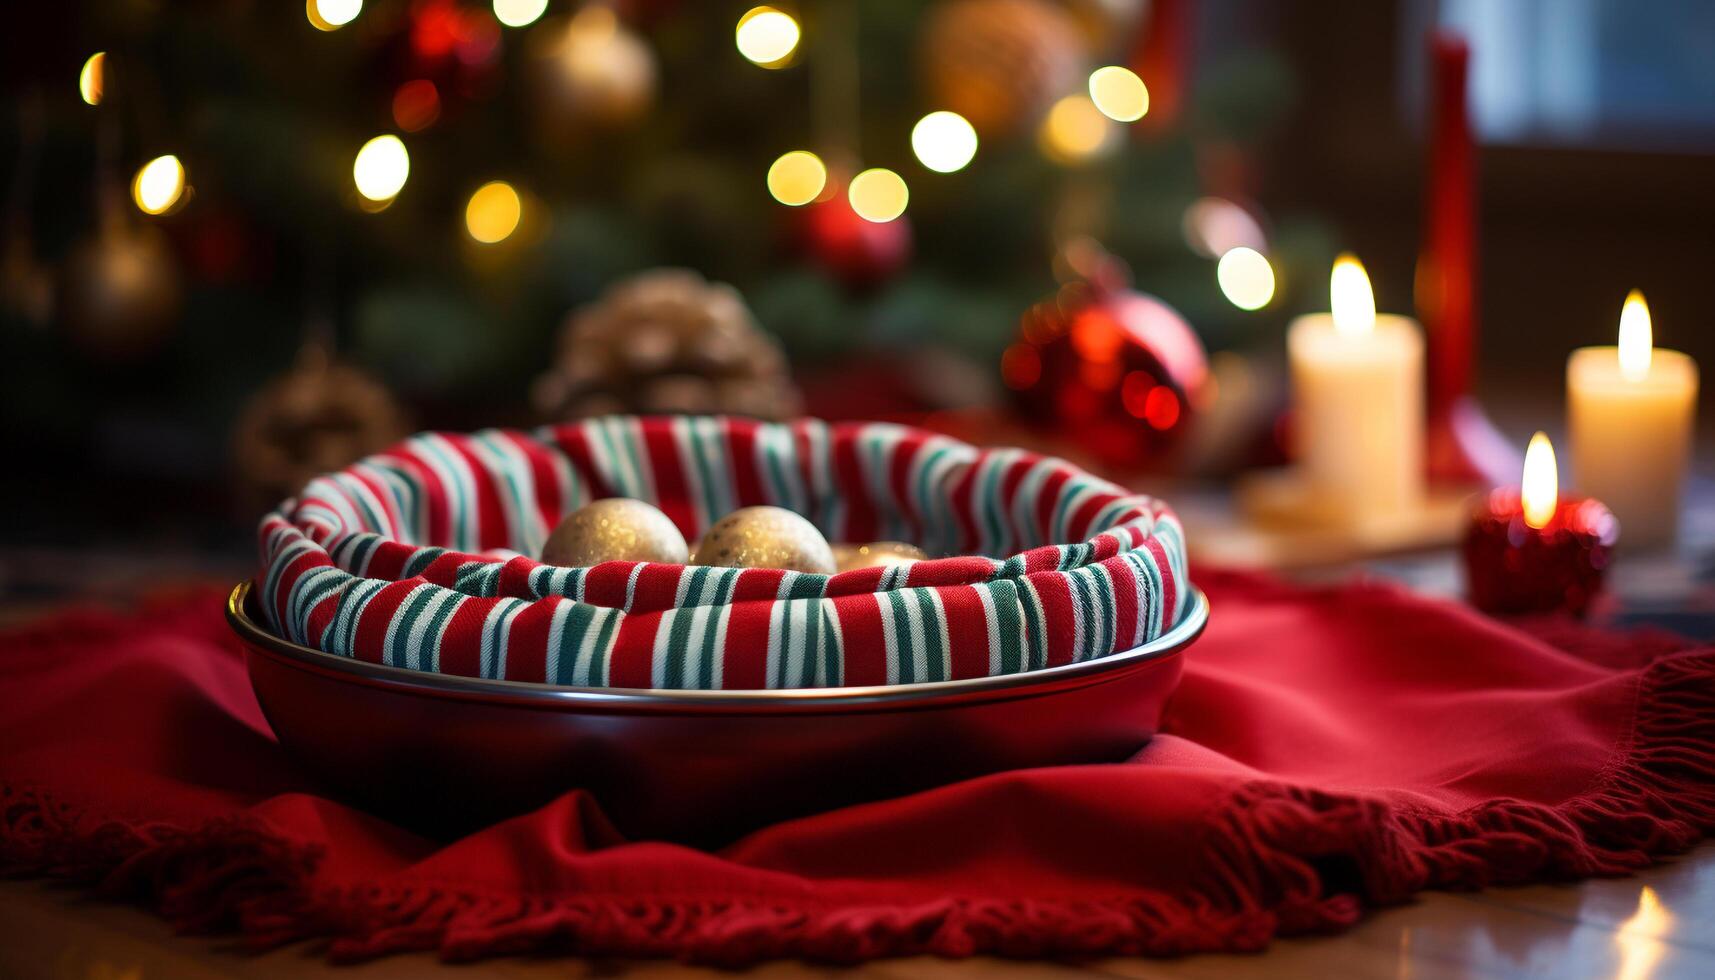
232 343 410 509
533 269 801 422
919 0 1086 137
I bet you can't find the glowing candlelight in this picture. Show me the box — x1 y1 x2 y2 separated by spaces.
1520 432 1557 530
1567 290 1698 549
1286 254 1425 522
1330 253 1376 337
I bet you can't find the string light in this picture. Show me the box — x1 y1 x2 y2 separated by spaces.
79 52 106 106
353 135 409 203
735 6 800 68
1088 66 1149 122
392 80 441 132
848 168 908 223
493 0 548 29
766 150 827 206
1038 94 1115 165
465 181 523 243
306 0 362 32
131 155 186 215
1216 246 1275 310
910 111 978 173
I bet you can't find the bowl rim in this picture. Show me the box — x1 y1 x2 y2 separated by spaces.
227 581 1206 715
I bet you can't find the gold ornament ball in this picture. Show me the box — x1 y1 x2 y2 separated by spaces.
541 498 690 567
531 7 656 130
691 506 836 574
832 541 930 573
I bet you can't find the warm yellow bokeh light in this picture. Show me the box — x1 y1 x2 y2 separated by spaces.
766 150 827 206
353 135 409 202
735 6 800 67
1088 66 1149 122
465 181 523 243
1521 431 1559 529
911 111 978 173
847 168 908 223
1216 247 1275 311
493 0 548 29
79 52 106 106
307 0 362 32
131 155 185 216
1330 253 1376 337
1618 288 1652 382
1038 94 1115 165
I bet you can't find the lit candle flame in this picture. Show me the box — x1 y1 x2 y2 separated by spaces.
1618 289 1652 382
1521 431 1558 529
1330 253 1375 337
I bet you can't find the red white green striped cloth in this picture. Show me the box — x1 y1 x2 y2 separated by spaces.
255 416 1190 690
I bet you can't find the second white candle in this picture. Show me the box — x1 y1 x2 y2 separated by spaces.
1287 255 1425 522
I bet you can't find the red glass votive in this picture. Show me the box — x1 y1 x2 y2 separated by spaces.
1461 488 1618 616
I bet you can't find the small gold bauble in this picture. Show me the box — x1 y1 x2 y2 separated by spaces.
540 498 689 567
832 541 930 573
691 506 836 574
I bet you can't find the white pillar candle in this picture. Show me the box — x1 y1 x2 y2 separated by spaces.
1287 254 1425 522
1567 290 1698 550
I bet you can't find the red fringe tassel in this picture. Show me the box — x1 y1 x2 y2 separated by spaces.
5 650 1714 965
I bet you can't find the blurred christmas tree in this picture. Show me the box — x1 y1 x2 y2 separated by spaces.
1 0 1332 525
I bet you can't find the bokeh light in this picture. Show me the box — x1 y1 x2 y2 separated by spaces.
1181 197 1266 258
1088 66 1149 122
353 135 409 203
79 52 106 106
847 168 908 223
735 6 800 67
766 150 827 206
1038 94 1115 165
910 111 978 173
307 0 362 32
493 0 548 29
392 80 441 132
1001 344 1042 390
1215 246 1275 310
131 155 185 216
465 181 523 243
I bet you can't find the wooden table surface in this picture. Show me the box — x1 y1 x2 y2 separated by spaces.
2 842 1712 980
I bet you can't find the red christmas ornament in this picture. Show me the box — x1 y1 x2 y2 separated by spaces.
1005 281 1208 471
799 195 911 290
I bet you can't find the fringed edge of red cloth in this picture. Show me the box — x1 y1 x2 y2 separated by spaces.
4 646 1713 965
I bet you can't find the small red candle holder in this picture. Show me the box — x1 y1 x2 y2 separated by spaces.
1461 488 1618 616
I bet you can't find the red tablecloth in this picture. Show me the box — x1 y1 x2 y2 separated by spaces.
3 571 1711 965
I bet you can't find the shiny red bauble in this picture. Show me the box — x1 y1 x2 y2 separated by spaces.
799 196 912 290
1004 283 1208 471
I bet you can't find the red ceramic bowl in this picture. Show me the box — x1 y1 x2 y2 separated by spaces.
227 581 1205 845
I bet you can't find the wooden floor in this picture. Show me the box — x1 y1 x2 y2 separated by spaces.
2 842 1711 980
